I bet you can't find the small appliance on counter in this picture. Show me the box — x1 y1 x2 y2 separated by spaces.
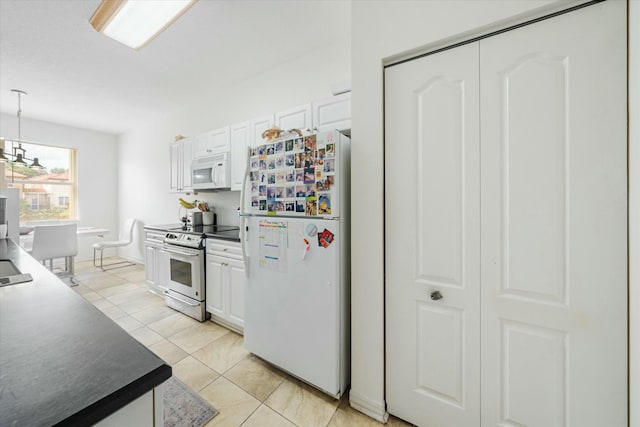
178 198 215 228
188 211 202 226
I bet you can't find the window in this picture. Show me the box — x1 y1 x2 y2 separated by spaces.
3 141 77 224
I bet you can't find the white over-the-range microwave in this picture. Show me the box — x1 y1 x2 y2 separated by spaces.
191 153 230 190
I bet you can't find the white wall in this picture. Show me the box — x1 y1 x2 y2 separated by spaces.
117 39 351 262
0 113 119 260
349 0 634 422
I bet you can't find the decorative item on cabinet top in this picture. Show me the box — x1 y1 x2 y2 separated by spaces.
260 127 303 142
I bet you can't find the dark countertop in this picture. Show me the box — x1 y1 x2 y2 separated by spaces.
199 226 240 243
146 223 241 243
0 239 171 426
144 223 182 232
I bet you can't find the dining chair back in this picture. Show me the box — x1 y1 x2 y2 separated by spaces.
93 218 137 270
30 223 78 284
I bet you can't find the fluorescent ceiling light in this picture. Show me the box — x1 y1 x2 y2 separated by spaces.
90 0 197 50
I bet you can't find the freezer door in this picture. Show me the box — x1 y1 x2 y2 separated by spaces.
244 216 343 395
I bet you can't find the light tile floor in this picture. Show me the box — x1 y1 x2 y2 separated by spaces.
68 258 414 427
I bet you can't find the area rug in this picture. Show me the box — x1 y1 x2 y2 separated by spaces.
163 376 218 427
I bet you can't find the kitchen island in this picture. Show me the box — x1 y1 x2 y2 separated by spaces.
0 239 171 426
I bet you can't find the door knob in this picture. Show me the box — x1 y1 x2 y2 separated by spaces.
430 290 443 301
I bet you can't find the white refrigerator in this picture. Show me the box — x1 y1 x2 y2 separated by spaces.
240 130 350 398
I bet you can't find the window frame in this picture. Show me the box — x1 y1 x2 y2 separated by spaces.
1 140 78 224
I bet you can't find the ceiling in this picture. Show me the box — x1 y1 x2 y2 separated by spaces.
0 0 350 135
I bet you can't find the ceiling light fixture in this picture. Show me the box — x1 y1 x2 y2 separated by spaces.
0 90 45 170
89 0 197 50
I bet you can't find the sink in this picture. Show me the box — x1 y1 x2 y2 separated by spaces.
0 259 33 287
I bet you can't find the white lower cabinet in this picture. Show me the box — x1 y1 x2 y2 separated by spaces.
144 230 168 296
205 239 245 333
94 389 159 427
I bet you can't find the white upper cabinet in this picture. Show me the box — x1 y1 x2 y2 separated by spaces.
230 121 250 191
169 137 193 193
169 141 180 192
176 95 350 194
181 137 193 190
194 126 231 158
250 114 274 147
275 103 312 132
312 92 351 132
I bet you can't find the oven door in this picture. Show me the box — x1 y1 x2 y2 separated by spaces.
163 245 205 301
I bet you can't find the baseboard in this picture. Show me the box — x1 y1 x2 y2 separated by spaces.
349 390 388 423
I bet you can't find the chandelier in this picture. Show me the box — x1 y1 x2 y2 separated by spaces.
0 89 44 169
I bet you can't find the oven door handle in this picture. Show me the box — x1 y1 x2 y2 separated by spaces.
162 247 201 257
163 291 200 307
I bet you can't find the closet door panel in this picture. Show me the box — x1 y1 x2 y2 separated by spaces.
480 2 627 426
385 42 480 427
501 55 567 303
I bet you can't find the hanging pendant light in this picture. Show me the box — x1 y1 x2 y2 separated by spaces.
30 157 44 169
13 153 27 166
1 89 45 170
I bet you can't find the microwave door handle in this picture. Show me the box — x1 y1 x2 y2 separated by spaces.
211 164 218 186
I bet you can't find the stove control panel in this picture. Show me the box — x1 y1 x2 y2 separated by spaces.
163 232 204 249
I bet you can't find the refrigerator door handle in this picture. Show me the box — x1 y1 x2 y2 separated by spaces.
240 145 251 215
241 217 250 278
240 145 251 277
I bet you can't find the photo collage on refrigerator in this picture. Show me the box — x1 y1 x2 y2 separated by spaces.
249 134 336 216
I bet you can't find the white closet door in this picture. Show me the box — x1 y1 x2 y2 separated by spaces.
385 42 480 427
480 2 627 426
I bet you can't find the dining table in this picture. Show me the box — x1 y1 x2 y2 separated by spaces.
19 225 109 252
18 226 110 285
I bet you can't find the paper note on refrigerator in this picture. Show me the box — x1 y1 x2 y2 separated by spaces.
258 220 288 273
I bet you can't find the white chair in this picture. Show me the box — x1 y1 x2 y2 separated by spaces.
93 218 136 271
30 223 78 285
